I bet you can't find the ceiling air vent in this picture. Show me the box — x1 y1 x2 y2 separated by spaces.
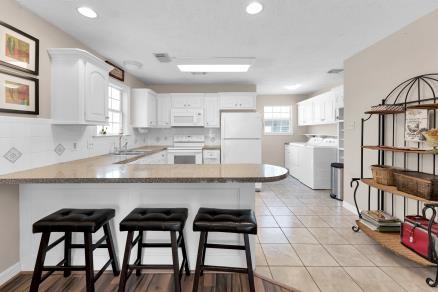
327 69 344 74
154 53 172 63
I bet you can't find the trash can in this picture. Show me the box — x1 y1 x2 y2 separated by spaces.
330 162 344 201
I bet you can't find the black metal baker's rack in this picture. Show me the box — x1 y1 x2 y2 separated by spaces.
350 73 438 287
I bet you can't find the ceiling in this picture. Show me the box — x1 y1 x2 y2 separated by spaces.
17 0 438 94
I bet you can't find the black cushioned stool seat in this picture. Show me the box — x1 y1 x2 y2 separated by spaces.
192 207 258 292
33 208 115 233
120 208 188 231
193 207 257 234
118 208 190 292
30 209 120 292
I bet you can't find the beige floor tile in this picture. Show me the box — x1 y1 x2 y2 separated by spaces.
282 228 319 244
344 267 406 292
319 215 357 228
292 244 339 266
256 215 279 227
288 206 316 215
355 244 420 267
308 228 349 244
270 267 320 292
329 206 356 216
257 228 289 243
255 243 268 266
297 215 330 227
268 206 294 215
380 267 437 292
255 266 273 279
255 205 271 216
263 199 286 207
274 215 305 228
324 244 374 267
261 244 303 266
281 199 305 207
333 228 377 244
307 267 363 292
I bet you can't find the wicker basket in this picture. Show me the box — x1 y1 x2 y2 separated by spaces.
371 165 399 186
394 171 438 200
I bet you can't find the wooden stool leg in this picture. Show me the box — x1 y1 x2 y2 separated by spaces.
244 234 255 292
84 232 95 292
136 231 143 276
170 231 181 292
103 223 120 276
200 232 208 276
30 232 50 292
192 231 207 292
180 232 190 276
118 231 134 292
64 232 72 277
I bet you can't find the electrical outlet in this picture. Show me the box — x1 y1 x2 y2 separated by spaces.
72 142 78 151
87 140 94 150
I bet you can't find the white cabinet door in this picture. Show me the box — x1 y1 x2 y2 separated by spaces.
220 92 256 110
131 89 157 127
204 94 220 128
157 94 171 128
171 93 204 108
84 61 109 123
284 145 291 170
303 102 313 125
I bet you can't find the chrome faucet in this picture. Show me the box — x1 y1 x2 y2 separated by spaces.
118 133 124 152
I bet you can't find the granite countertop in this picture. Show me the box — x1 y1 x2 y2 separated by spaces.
0 148 288 183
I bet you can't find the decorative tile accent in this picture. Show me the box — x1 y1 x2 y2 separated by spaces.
3 147 22 163
54 144 66 156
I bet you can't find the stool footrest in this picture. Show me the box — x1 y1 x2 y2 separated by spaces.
205 243 245 250
94 259 113 282
46 235 66 252
202 265 248 274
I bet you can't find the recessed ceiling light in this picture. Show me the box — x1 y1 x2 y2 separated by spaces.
177 64 251 73
77 7 98 19
284 84 301 90
246 2 263 15
123 60 143 70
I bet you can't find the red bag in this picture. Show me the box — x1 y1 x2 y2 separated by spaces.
401 215 438 261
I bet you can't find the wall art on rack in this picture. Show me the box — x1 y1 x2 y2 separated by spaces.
0 70 38 114
105 60 124 82
405 108 428 142
0 21 39 75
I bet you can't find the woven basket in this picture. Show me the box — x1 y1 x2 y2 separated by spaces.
394 171 438 200
371 165 399 186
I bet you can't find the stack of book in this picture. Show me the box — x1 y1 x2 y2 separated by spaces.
360 210 401 232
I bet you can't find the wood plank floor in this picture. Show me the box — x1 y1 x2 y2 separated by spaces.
0 272 298 292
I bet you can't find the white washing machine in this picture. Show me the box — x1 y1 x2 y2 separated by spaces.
285 137 338 189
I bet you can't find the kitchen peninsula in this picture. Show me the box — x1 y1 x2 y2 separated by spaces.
0 150 288 272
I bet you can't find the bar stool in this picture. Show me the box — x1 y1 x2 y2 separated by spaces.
118 208 190 292
192 207 258 292
30 208 120 292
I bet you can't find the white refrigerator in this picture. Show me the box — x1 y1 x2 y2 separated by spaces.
221 112 262 164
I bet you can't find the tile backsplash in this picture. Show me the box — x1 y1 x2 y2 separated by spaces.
0 116 220 175
0 116 148 175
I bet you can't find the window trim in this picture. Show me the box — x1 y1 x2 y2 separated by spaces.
263 105 293 136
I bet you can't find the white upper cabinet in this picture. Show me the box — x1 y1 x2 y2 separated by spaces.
204 94 220 128
171 93 204 108
48 48 113 125
331 85 344 109
297 89 340 126
131 89 157 128
157 94 172 128
219 92 256 110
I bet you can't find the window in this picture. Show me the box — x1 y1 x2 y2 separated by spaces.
97 84 123 135
264 106 292 134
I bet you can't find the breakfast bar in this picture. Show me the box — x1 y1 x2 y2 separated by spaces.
0 154 288 273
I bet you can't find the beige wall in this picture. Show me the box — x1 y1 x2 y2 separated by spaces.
307 124 337 136
344 9 438 213
146 84 256 93
256 95 308 166
0 0 147 277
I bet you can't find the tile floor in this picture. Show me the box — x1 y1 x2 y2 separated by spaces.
255 176 436 292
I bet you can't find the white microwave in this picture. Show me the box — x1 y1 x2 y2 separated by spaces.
171 108 204 127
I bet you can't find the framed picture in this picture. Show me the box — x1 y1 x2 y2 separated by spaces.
0 70 38 115
0 21 39 75
405 108 429 142
106 60 125 82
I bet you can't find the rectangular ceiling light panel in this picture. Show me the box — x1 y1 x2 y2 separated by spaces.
177 64 251 73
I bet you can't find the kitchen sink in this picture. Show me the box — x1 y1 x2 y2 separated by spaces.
112 151 145 156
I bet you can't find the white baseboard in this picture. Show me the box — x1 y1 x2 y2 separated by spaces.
342 201 358 215
0 262 20 286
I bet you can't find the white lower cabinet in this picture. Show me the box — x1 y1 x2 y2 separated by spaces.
203 149 221 164
129 151 167 164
